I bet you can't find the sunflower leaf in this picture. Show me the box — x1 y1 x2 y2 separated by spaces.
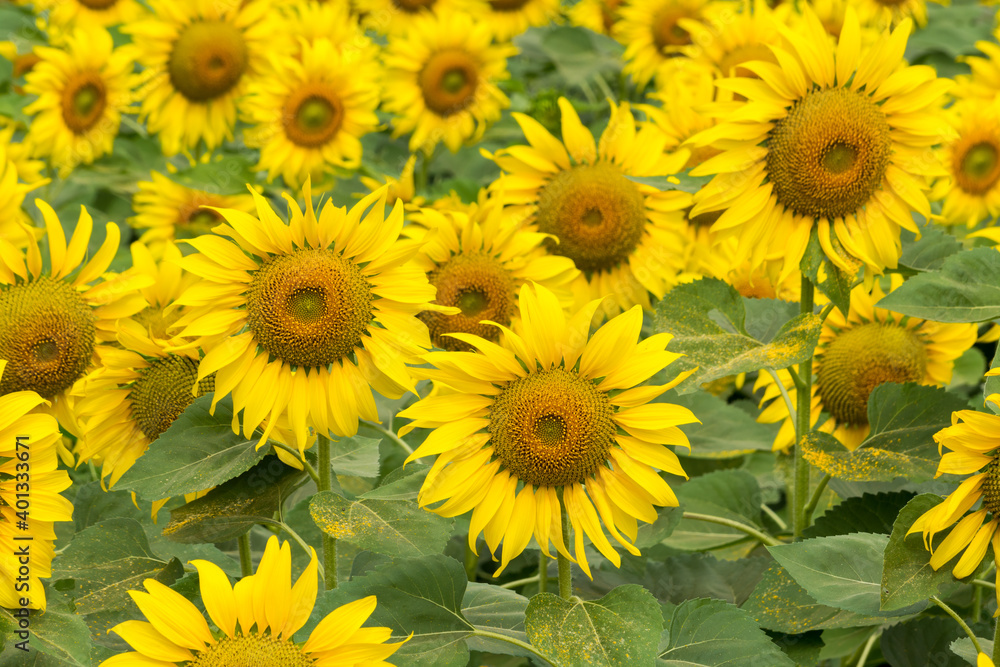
462 584 535 659
799 228 856 316
880 617 966 667
664 470 764 551
0 587 91 667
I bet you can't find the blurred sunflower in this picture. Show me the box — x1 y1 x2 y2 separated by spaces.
382 11 516 153
853 0 935 29
0 143 46 250
359 154 424 209
22 28 133 176
129 171 258 252
172 184 443 454
688 8 951 281
460 0 563 40
640 68 718 170
400 284 697 576
567 0 625 35
102 535 404 666
411 195 579 350
907 394 1000 611
931 102 1000 227
31 0 145 30
355 0 458 34
0 360 73 612
683 0 785 82
487 97 690 318
124 0 279 156
756 278 977 451
242 38 380 188
956 33 1000 102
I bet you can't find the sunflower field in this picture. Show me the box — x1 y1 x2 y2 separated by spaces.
11 0 1000 666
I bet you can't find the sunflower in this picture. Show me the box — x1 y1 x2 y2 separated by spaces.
567 0 626 35
955 33 1000 103
359 154 425 209
907 394 1000 615
411 195 579 351
0 143 46 250
0 360 73 612
680 235 801 301
682 0 786 83
852 0 935 30
31 0 145 30
354 0 458 34
756 278 977 451
101 535 404 666
640 67 718 171
486 97 690 318
242 38 380 188
400 283 697 576
278 0 374 60
459 0 563 41
171 183 443 455
124 0 280 156
931 101 1000 227
382 10 516 153
22 27 133 176
129 171 258 254
687 7 952 282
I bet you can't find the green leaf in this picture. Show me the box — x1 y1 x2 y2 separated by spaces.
905 2 996 60
768 631 824 667
767 533 924 616
800 383 965 482
881 617 965 667
877 247 1000 322
804 491 916 538
462 583 534 659
658 598 794 666
309 488 454 558
898 225 964 273
115 395 269 501
51 518 181 615
162 456 304 543
171 155 257 195
624 172 712 194
0 589 91 666
951 638 992 665
643 554 771 606
525 585 661 667
950 347 987 390
665 391 778 458
984 344 1000 409
665 470 764 551
328 434 382 478
800 229 855 316
655 278 821 392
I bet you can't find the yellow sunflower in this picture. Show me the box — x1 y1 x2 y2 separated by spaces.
931 101 1000 227
31 0 145 30
242 38 380 188
459 0 563 41
956 33 1000 103
354 0 459 35
907 395 1000 614
22 27 133 176
129 171 258 254
359 154 425 209
682 0 787 83
172 183 444 455
640 67 718 171
567 0 626 35
852 0 937 30
277 0 374 59
124 0 280 156
680 234 802 301
411 195 579 350
382 10 516 153
0 124 46 187
0 142 46 250
102 535 404 666
0 360 73 612
400 283 697 577
687 7 952 282
756 278 977 451
486 97 690 318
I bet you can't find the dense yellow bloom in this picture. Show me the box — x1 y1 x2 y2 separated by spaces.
354 0 459 35
487 97 690 318
459 0 563 40
401 283 698 577
956 31 1000 102
359 155 424 209
852 0 935 29
0 143 45 249
102 536 404 666
22 28 133 175
382 11 516 153
931 101 1000 227
567 0 625 35
31 0 145 30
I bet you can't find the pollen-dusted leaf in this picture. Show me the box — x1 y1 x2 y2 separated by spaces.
462 583 535 659
658 598 794 666
525 585 661 667
115 394 269 501
0 588 91 666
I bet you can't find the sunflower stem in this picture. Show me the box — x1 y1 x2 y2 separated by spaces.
538 553 549 595
792 274 815 540
682 512 783 547
558 506 572 599
765 368 796 427
931 595 982 655
318 433 338 590
975 582 983 625
803 473 832 526
238 532 252 578
993 613 999 664
854 629 879 667
361 419 422 463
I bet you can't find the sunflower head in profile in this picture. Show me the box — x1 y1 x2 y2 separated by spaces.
22 27 133 176
382 10 516 153
124 0 282 156
487 97 690 319
400 283 698 577
102 535 405 665
931 102 1000 227
459 0 563 41
756 278 977 452
907 396 1000 616
688 7 952 283
172 182 444 454
410 194 579 351
242 37 380 188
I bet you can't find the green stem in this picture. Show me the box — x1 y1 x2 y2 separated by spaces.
683 512 783 548
931 595 982 655
793 274 815 540
499 574 557 590
416 150 432 192
361 419 420 462
803 473 832 526
318 434 337 590
271 442 320 485
238 532 252 578
558 506 572 599
993 615 1000 665
974 579 997 590
538 553 549 595
819 302 837 323
760 503 787 531
765 368 797 426
855 629 879 667
471 630 555 666
465 542 477 582
975 583 983 625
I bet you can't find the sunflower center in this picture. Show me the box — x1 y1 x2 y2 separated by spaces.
187 209 222 228
169 20 248 102
489 0 531 9
419 50 479 116
78 0 119 8
61 74 107 134
536 162 646 273
766 87 892 219
816 322 927 427
392 0 436 10
0 277 96 399
188 632 314 667
128 355 215 441
420 252 516 351
653 8 692 50
956 140 1000 195
283 84 344 148
982 457 1000 516
490 369 616 487
246 248 373 368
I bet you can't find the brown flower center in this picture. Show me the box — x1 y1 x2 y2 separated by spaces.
419 50 479 116
188 633 314 667
169 20 248 102
955 137 1000 196
652 7 693 50
129 355 215 441
61 73 107 134
283 83 344 148
78 0 119 8
392 0 436 11
489 0 531 9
